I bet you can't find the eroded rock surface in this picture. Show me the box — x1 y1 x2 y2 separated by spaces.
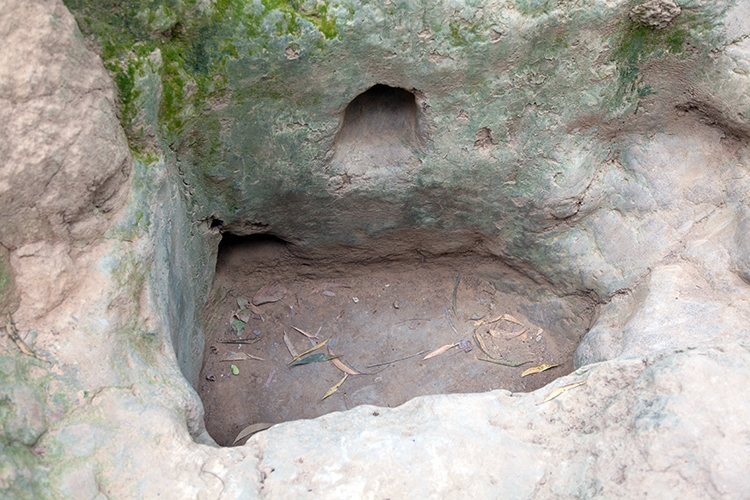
1 0 750 499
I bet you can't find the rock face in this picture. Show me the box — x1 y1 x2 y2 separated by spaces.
1 0 750 498
629 0 682 30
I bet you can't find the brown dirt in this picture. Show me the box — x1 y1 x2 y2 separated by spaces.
198 235 595 446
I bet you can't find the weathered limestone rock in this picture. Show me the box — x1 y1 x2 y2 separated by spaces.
1 0 750 499
0 0 130 251
629 0 682 30
252 344 750 499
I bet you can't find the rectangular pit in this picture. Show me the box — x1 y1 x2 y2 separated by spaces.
198 233 595 446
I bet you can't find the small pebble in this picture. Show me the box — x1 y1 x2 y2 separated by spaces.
352 297 359 303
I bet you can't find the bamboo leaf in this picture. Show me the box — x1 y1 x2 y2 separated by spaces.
289 353 338 367
288 338 329 364
474 313 525 328
477 357 530 367
423 343 458 360
232 422 274 445
252 282 287 306
235 308 252 323
452 275 461 316
537 380 587 405
521 363 560 377
328 347 361 375
321 374 348 401
489 326 526 340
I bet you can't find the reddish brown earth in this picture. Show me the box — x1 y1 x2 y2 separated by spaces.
198 236 594 446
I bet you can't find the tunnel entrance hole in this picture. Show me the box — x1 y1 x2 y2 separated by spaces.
197 233 596 446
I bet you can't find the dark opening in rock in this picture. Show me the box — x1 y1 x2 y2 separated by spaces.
198 231 596 446
331 84 424 176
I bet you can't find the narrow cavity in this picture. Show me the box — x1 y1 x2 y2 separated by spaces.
331 84 423 174
198 233 596 446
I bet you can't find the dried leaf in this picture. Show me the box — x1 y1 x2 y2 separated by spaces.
230 364 239 375
328 347 361 375
222 352 265 362
232 422 274 445
321 290 336 297
231 318 246 336
489 326 526 340
237 297 249 310
444 307 458 335
521 363 560 377
235 309 252 323
288 353 338 366
477 357 530 367
291 325 318 339
283 331 299 359
423 343 458 360
321 374 348 400
537 380 587 405
452 275 461 316
247 302 264 316
288 338 329 363
252 283 287 306
474 313 525 328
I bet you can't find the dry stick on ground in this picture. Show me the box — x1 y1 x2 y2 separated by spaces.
365 349 430 368
477 357 530 367
4 313 47 362
217 338 260 344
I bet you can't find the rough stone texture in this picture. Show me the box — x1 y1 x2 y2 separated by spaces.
1 0 750 499
251 345 750 499
0 0 130 251
629 0 682 30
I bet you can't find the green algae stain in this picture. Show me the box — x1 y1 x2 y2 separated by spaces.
261 0 339 39
64 0 343 146
0 253 11 302
610 21 688 110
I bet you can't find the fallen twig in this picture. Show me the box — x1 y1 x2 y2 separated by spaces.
365 349 430 368
477 356 530 367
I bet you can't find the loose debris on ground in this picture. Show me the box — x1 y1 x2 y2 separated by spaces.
199 244 590 446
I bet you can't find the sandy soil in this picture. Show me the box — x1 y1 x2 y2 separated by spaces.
198 236 594 446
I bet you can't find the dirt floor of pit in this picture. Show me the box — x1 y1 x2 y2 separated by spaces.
198 236 596 446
